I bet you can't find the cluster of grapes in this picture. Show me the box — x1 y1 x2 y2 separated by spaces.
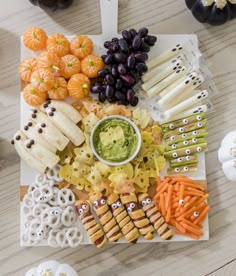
92 27 157 106
29 0 73 11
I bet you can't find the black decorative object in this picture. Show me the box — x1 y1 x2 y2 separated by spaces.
185 0 236 25
29 0 74 12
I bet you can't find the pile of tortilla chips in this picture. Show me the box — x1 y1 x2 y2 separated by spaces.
59 97 165 195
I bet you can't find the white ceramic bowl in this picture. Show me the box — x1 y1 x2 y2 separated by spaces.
90 115 142 166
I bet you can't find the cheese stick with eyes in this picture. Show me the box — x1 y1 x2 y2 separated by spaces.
169 155 198 167
89 192 122 242
107 194 140 243
75 200 107 248
120 193 154 240
168 164 198 174
138 193 174 240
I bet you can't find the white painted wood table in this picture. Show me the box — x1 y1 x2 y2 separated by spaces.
0 0 236 275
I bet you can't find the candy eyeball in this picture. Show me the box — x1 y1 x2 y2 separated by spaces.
130 203 136 209
179 127 184 133
112 203 117 209
197 122 203 127
127 207 132 213
82 204 87 210
197 147 202 152
50 210 54 215
79 208 84 215
173 152 178 158
54 210 59 216
183 141 188 146
117 201 121 207
178 157 183 162
193 130 198 135
186 156 191 161
182 133 187 138
169 124 175 130
100 198 106 205
183 166 189 172
93 200 98 207
175 167 180 172
172 144 177 149
179 199 185 205
196 115 202 121
142 200 146 206
193 211 199 217
192 138 197 143
170 136 176 141
146 198 151 204
183 119 188 124
186 149 191 154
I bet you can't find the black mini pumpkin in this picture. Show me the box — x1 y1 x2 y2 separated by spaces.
29 0 74 11
185 0 236 25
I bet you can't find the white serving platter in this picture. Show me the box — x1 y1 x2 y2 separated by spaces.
20 0 209 246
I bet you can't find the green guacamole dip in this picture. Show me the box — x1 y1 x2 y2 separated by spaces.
93 118 138 163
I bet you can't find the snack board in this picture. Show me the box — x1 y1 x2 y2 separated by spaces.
19 0 209 246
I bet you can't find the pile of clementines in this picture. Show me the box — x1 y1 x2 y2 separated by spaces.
19 27 104 106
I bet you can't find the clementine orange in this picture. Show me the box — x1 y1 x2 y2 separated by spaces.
18 58 37 83
30 68 54 92
48 77 68 100
67 73 91 99
70 35 93 60
37 51 60 75
81 55 104 78
23 83 47 106
47 33 70 57
60 54 81 79
23 27 47 51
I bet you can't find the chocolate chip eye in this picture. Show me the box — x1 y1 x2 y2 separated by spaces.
49 112 54 116
11 140 14 145
43 103 48 108
38 128 43 133
51 107 56 112
41 123 46 128
24 126 29 131
16 135 21 140
28 122 33 127
33 110 37 113
30 140 34 145
32 114 37 119
26 143 31 149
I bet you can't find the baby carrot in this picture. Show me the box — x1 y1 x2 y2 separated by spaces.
176 230 200 240
166 185 173 209
179 184 184 201
193 206 210 225
166 208 171 223
181 223 204 236
160 193 166 217
157 177 170 192
180 181 205 191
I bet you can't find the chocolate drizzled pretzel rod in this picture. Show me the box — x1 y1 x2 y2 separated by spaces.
75 200 107 248
138 193 174 240
120 193 154 240
107 193 140 243
89 192 122 242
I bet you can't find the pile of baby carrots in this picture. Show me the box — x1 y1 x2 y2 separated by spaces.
154 176 210 240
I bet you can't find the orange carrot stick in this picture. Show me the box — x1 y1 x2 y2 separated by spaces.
176 230 200 240
166 185 173 209
179 184 184 201
160 193 166 216
180 181 205 191
193 206 210 225
175 221 186 233
180 223 203 236
166 208 171 223
157 178 170 192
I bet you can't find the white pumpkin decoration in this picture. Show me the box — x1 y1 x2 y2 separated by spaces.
218 130 236 181
25 260 78 276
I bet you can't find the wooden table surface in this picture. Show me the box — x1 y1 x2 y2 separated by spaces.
1 0 236 275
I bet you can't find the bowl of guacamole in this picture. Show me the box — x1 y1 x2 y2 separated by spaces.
90 115 142 166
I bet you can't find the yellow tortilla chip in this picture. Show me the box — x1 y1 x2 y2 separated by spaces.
72 161 90 177
111 163 134 179
141 131 153 146
94 161 111 177
74 145 94 165
86 166 101 186
155 156 166 170
132 108 151 129
133 170 150 188
82 112 100 133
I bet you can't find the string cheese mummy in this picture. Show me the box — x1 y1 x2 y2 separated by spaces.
163 90 209 119
29 109 69 151
147 66 187 97
166 128 208 145
23 138 59 169
22 120 57 153
146 44 184 70
158 75 187 98
120 193 154 240
142 54 186 82
163 119 208 139
164 142 208 159
75 200 107 248
40 100 82 124
162 113 206 132
168 164 198 174
11 131 47 173
44 107 85 147
107 193 140 243
158 73 204 107
142 60 184 91
89 192 122 242
138 193 174 240
169 105 208 121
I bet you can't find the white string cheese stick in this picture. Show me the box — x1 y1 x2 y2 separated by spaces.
163 90 209 119
11 131 47 173
142 54 186 82
146 44 184 70
142 60 184 91
40 100 82 124
147 66 187 98
22 120 57 153
158 73 204 107
159 75 186 98
45 108 85 146
23 139 60 169
169 105 208 121
29 110 69 151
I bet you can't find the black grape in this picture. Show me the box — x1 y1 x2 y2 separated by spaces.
98 69 110 78
144 35 157 46
138 27 148 38
116 79 123 90
118 38 129 52
105 74 115 85
105 85 114 98
130 96 139 106
132 35 142 50
135 52 148 62
114 52 127 63
115 91 126 101
99 92 106 102
135 62 148 74
118 64 127 75
127 53 136 69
